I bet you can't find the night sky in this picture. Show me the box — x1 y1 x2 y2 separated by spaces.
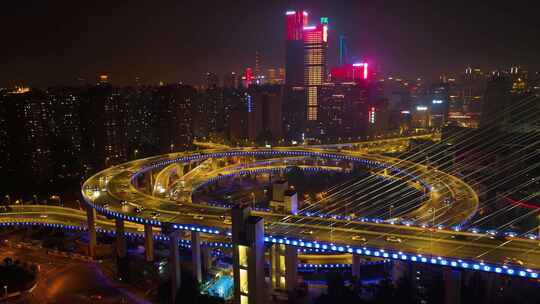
1 0 539 87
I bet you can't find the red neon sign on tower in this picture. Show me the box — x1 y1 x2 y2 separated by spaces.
286 10 308 41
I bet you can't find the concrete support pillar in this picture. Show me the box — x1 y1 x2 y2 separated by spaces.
144 224 154 262
284 245 298 292
271 244 298 292
191 231 202 283
202 245 212 274
391 260 410 285
232 206 266 304
149 170 155 191
115 218 126 259
352 254 362 279
169 231 181 303
86 207 97 258
443 269 462 304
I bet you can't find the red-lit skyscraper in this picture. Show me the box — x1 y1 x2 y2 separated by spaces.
283 10 309 141
285 10 308 86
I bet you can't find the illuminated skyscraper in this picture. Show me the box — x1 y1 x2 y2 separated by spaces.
285 10 308 86
339 35 348 66
303 19 328 122
283 10 307 141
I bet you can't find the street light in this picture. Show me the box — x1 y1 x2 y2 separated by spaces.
3 285 7 298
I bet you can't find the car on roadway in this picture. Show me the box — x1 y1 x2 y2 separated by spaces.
151 212 160 219
134 207 144 213
503 257 524 267
193 214 204 220
351 235 367 242
385 236 402 243
223 218 232 225
300 230 314 235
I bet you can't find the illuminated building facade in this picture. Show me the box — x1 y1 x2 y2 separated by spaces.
242 68 254 88
283 10 309 141
224 72 238 89
303 20 328 122
330 63 369 82
285 10 308 86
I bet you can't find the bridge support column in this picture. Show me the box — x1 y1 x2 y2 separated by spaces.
443 269 462 304
352 254 362 279
191 231 202 283
144 224 154 262
391 260 410 285
232 206 266 304
115 218 126 259
202 245 212 275
86 207 97 258
271 244 298 293
169 231 181 303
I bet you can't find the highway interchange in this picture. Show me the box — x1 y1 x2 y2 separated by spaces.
2 134 538 279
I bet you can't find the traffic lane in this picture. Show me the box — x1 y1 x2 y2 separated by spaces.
6 206 536 264
265 222 540 269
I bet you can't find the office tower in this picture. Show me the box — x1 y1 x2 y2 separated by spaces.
481 71 539 133
480 74 512 130
224 72 238 89
303 20 328 123
279 68 286 82
205 72 219 89
242 68 254 87
247 86 283 142
267 69 277 84
283 11 309 141
255 51 261 79
429 83 450 128
285 10 308 86
339 35 348 66
462 67 485 114
319 78 370 141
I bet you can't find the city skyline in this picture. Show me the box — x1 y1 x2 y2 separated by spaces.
1 1 540 87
